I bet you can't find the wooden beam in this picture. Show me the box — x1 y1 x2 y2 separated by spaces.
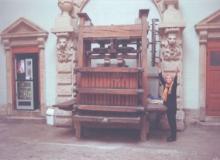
77 88 143 95
140 9 149 107
139 9 149 18
77 12 91 26
76 67 142 73
76 105 145 113
81 24 142 39
73 114 141 124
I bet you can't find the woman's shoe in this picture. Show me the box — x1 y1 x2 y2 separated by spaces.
166 136 176 142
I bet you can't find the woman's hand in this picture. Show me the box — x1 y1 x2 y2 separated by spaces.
155 57 162 72
175 66 179 75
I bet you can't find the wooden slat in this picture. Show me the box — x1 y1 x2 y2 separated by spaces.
140 10 149 107
73 114 141 124
81 24 142 39
76 105 144 113
76 67 143 73
77 88 143 95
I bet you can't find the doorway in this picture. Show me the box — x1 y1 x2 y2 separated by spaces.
207 41 220 116
14 53 39 110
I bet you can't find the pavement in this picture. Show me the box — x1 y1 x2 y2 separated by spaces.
0 117 220 160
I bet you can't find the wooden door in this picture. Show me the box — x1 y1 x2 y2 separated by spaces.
207 41 220 116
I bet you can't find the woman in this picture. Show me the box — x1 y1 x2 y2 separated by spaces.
157 63 178 142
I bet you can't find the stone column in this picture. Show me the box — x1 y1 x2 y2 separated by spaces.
48 0 79 127
2 39 13 115
52 0 78 103
37 37 47 115
55 33 77 103
159 0 185 130
198 30 208 121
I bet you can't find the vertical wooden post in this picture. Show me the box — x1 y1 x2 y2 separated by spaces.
74 120 82 139
139 9 149 141
140 113 149 141
139 9 149 107
77 13 91 68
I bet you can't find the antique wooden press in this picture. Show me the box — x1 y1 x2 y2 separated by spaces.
73 9 150 141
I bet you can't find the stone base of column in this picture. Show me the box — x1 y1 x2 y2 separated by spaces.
46 107 72 127
0 104 7 116
176 110 185 130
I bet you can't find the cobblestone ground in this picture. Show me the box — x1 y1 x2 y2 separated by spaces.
0 119 220 160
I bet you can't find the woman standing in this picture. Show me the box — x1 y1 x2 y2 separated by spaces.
157 62 179 142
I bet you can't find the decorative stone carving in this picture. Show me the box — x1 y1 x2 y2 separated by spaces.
161 30 182 61
52 0 74 32
160 0 184 28
58 0 73 16
56 36 74 63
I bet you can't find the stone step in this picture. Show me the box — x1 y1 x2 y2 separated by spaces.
194 117 220 129
205 116 220 122
2 116 46 124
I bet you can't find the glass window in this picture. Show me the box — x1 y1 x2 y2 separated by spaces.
210 51 220 66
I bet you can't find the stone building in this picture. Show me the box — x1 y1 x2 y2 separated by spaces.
0 0 220 130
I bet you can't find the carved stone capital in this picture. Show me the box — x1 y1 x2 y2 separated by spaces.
198 30 208 44
37 37 46 49
2 39 11 51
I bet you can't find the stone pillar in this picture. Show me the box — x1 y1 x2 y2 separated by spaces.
198 30 208 121
159 0 185 130
37 37 47 115
48 0 91 128
52 0 78 103
3 39 13 115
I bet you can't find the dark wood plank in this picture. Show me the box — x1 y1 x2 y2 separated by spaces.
81 24 142 39
76 67 142 73
76 105 145 113
140 9 149 107
77 88 143 95
73 114 141 124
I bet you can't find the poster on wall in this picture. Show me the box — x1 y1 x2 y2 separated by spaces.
25 59 33 80
17 59 25 74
